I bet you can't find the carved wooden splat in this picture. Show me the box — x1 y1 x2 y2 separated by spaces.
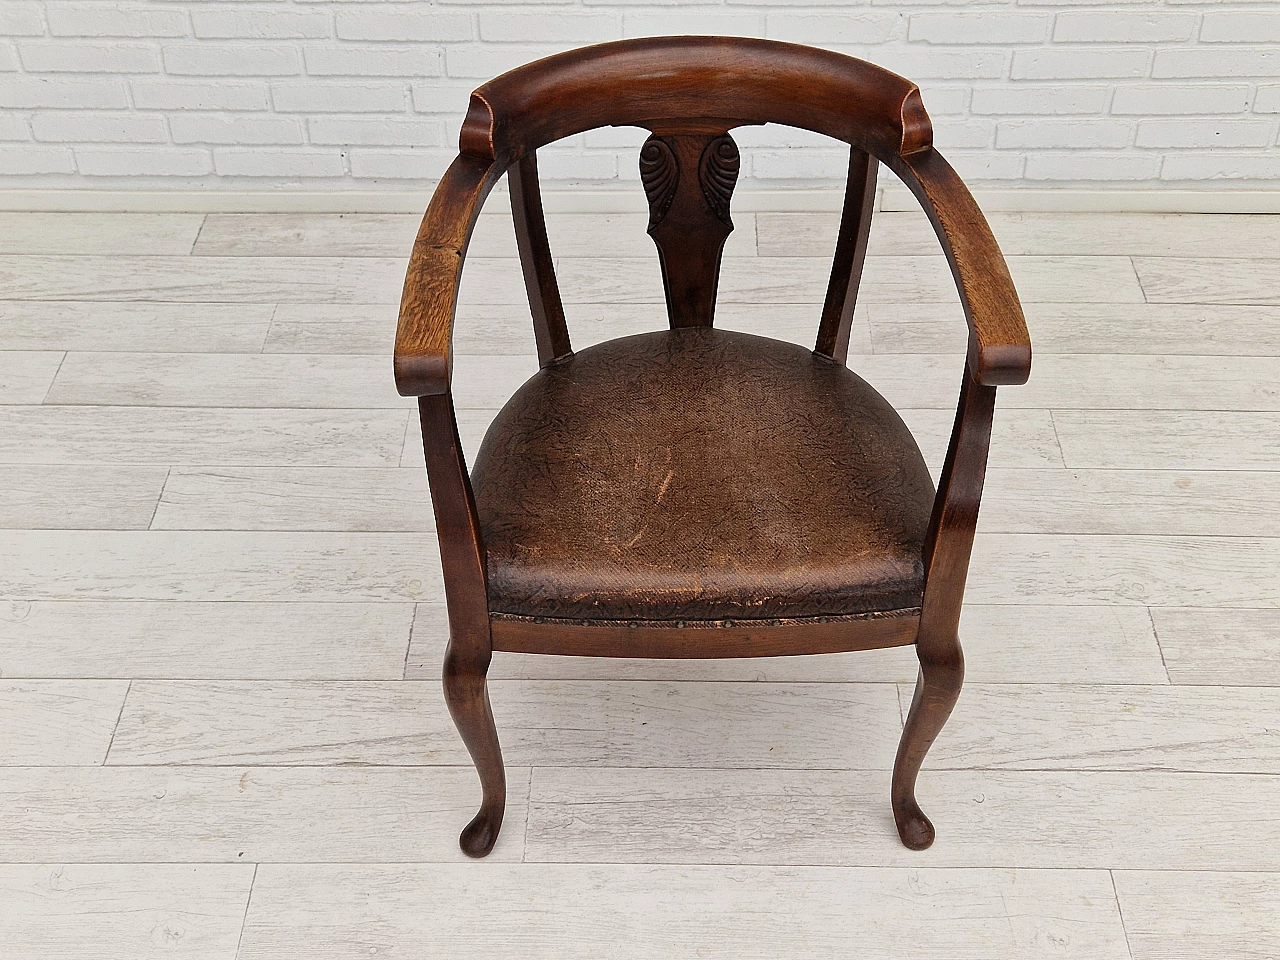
640 132 741 328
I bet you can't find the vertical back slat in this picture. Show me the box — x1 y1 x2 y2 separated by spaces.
509 151 572 365
815 148 878 363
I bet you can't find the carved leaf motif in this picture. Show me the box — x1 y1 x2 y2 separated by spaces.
699 135 740 225
639 135 679 229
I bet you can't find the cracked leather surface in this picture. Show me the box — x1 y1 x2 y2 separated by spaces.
470 327 935 622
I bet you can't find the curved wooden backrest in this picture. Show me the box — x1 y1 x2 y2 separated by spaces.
396 38 1029 399
480 38 933 344
461 36 932 163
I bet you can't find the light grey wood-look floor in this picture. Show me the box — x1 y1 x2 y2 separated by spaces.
1 208 1277 959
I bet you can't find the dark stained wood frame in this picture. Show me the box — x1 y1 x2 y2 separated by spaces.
395 37 1031 858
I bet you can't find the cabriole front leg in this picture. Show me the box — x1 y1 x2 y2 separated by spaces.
415 393 506 857
891 641 963 850
891 369 993 850
443 640 506 858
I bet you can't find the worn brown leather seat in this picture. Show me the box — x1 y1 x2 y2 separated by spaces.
471 326 936 624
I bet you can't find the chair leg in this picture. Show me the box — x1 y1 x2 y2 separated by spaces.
891 641 964 851
443 642 506 858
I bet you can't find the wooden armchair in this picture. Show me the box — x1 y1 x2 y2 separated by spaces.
395 37 1032 858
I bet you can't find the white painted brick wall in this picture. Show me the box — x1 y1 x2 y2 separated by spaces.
1 1 1278 196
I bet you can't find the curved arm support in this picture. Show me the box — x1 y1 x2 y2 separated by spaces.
917 364 997 659
418 394 491 653
395 153 505 398
887 149 1031 387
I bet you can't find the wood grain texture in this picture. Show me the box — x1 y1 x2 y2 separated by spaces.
394 153 504 397
0 766 531 862
0 600 413 680
978 468 1280 536
266 300 839 356
1026 355 1280 410
0 531 440 601
1135 256 1280 305
885 354 1280 411
151 467 432 532
1053 410 1280 470
1113 871 1280 960
759 209 941 258
401 406 494 466
0 680 129 765
888 149 1029 384
409 604 1166 685
867 302 1280 357
191 212 757 260
44 353 411 409
555 255 956 304
1151 607 1280 686
193 213 422 257
0 350 64 403
107 680 902 768
0 406 409 466
903 407 1065 469
989 211 1280 258
0 300 274 353
0 254 411 303
1005 255 1144 303
526 767 1280 870
918 683 1280 772
238 863 1129 960
109 680 464 766
0 863 253 960
969 534 1280 606
263 303 398 354
758 211 1280 259
0 464 168 529
6 184 1280 946
0 213 204 256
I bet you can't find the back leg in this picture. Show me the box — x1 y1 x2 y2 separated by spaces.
891 641 964 850
443 642 506 857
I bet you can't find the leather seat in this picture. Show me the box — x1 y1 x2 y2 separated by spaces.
470 327 936 624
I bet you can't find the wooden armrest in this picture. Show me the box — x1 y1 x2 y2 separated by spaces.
887 149 1032 386
395 153 504 397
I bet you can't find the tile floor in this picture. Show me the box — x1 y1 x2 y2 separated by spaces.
1 206 1278 958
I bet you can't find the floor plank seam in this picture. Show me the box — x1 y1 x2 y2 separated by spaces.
235 862 258 960
521 767 534 865
0 860 1275 872
38 350 68 405
1145 607 1173 685
400 409 417 467
258 304 280 354
401 604 420 682
189 215 210 257
146 466 171 531
8 763 1277 775
100 679 131 766
1109 869 1137 960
